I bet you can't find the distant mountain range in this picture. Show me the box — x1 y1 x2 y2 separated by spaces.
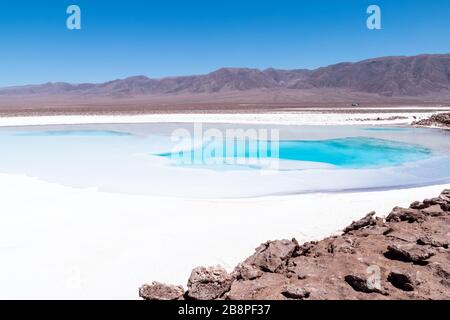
1 53 450 107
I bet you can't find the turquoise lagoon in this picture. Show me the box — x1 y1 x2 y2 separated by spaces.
158 137 431 169
0 124 449 198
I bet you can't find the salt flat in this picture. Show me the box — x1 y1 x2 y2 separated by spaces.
1 107 450 127
0 110 449 299
0 172 448 299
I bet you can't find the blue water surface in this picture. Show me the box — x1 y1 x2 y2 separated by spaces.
0 124 449 197
158 137 432 169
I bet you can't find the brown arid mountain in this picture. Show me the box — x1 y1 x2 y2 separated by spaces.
1 53 450 114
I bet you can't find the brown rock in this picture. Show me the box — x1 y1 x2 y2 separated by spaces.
281 285 310 299
417 235 449 248
431 197 447 204
387 272 416 291
244 239 298 272
326 237 356 254
139 282 184 300
233 263 263 280
422 197 450 211
144 189 450 300
228 273 289 300
344 275 384 294
285 254 327 280
409 201 428 210
386 244 435 264
413 113 450 128
386 207 426 223
294 241 316 257
439 189 450 203
422 204 446 217
187 266 233 300
384 228 418 243
343 211 376 233
432 264 450 287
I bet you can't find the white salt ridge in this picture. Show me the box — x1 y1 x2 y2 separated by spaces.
1 107 450 127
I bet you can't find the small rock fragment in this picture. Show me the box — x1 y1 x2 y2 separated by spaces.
139 282 184 300
233 263 263 280
281 285 310 299
343 211 376 233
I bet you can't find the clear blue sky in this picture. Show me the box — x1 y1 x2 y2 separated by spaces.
0 0 449 86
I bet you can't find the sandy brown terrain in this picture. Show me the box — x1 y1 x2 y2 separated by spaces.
0 95 449 117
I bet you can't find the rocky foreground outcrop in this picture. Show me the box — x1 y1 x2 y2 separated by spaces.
139 190 450 300
413 112 450 129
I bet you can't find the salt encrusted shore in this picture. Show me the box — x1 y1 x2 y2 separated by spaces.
1 107 450 127
140 190 450 300
413 112 450 129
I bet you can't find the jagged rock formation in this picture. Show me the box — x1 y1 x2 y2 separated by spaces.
140 190 450 300
186 266 233 300
413 113 450 129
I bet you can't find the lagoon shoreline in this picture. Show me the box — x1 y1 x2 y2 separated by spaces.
1 106 450 127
